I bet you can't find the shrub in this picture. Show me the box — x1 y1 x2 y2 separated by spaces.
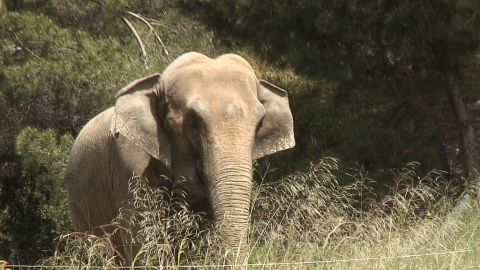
0 127 73 263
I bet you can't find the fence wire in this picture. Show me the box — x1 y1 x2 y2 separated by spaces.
6 248 479 269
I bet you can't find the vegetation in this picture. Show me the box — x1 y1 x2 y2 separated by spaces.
0 127 72 263
0 0 479 267
0 0 215 263
45 159 472 269
181 0 480 179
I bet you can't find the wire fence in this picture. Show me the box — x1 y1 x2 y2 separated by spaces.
6 248 479 269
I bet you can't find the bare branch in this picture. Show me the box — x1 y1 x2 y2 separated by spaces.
122 16 148 69
126 11 172 61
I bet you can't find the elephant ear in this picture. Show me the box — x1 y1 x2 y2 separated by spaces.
110 73 172 168
253 80 295 160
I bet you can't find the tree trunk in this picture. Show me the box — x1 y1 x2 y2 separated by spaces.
413 40 449 171
447 73 479 185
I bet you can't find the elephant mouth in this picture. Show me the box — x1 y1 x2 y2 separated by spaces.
195 166 206 189
195 159 206 187
177 160 207 203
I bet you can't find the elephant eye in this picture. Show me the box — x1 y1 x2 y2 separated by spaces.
255 116 265 135
187 115 198 129
186 113 203 147
187 112 205 135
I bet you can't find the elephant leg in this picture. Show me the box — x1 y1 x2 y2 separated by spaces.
110 135 173 264
190 197 213 221
90 224 129 265
115 215 141 265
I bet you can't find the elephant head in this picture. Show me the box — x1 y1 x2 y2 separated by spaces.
110 52 295 260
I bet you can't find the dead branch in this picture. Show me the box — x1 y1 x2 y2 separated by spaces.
126 11 172 61
122 16 148 69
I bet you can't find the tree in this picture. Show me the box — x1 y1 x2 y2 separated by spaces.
0 1 151 263
182 0 480 180
0 0 220 263
0 127 73 263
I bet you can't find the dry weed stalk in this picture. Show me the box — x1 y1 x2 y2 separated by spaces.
48 158 463 268
250 159 458 250
121 176 217 267
44 231 118 268
49 176 224 268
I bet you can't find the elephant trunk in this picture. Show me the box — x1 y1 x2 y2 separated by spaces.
203 125 254 263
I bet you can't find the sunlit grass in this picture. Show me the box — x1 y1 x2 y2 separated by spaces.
249 209 480 269
44 158 479 269
247 159 479 270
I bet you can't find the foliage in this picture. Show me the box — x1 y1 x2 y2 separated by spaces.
181 0 480 176
1 8 127 155
0 0 218 263
0 0 219 154
0 3 138 262
0 127 73 263
1 0 479 265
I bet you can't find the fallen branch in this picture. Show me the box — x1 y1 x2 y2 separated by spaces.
126 11 172 61
122 16 148 69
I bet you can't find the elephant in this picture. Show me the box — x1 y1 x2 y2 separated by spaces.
65 52 295 264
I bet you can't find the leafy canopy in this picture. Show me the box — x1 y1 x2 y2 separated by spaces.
182 0 480 175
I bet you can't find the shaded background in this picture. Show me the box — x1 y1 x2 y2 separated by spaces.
0 0 479 263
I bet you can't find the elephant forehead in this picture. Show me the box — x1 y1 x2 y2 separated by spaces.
162 56 257 95
172 62 256 82
175 68 257 96
163 52 254 76
215 53 255 71
163 74 257 117
187 95 259 121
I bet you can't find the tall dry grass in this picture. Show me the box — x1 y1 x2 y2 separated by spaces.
45 158 468 269
46 177 221 268
250 159 458 249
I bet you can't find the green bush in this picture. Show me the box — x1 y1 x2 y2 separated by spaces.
0 1 221 263
0 127 73 263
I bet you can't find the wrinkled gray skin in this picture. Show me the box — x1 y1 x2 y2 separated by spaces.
65 52 295 264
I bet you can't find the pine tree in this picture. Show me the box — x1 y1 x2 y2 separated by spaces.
183 0 480 179
0 127 73 263
0 0 219 263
